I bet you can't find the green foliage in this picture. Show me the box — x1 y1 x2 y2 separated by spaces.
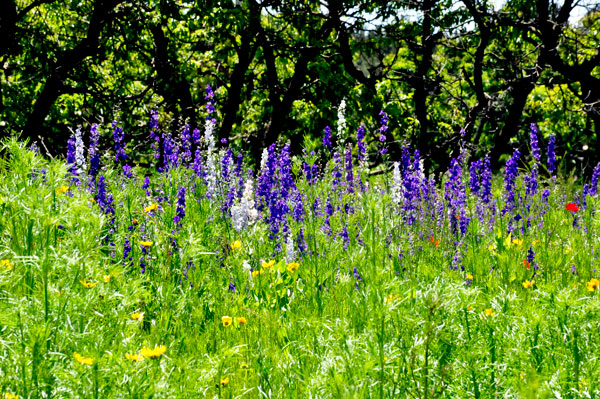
1 136 600 397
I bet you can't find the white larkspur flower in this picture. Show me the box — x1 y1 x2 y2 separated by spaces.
337 98 347 147
260 148 268 171
75 128 86 173
285 231 295 263
231 177 258 232
242 260 251 272
391 162 403 205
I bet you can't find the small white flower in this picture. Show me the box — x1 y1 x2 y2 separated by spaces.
242 260 251 272
391 162 403 205
285 232 295 263
74 128 86 173
231 177 258 232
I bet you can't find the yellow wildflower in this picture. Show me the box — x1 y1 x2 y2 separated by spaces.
488 244 497 252
237 317 247 325
230 240 242 251
132 219 139 225
522 280 535 289
467 305 474 311
220 377 229 386
251 270 263 278
125 353 142 362
0 259 13 271
140 240 153 247
586 278 599 292
3 393 19 399
565 247 573 254
140 345 166 359
73 352 94 365
512 238 523 246
261 260 276 269
104 274 112 283
532 240 540 246
131 312 144 321
286 262 299 273
222 316 233 327
144 203 158 213
80 280 98 289
56 185 69 194
483 308 495 317
466 274 473 280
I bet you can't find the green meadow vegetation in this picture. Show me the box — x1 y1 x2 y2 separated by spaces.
0 118 600 398
1 1 600 397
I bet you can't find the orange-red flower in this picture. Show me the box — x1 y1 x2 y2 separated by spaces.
523 259 530 269
429 235 440 247
566 202 579 212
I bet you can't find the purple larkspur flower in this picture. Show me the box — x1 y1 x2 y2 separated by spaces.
469 159 483 194
345 146 354 193
503 149 520 214
480 156 492 204
590 162 600 196
181 124 192 164
123 238 132 266
173 186 186 228
323 126 332 149
530 123 541 163
205 85 216 120
547 134 556 175
356 125 366 161
88 123 100 185
66 135 79 185
112 121 128 163
332 151 343 190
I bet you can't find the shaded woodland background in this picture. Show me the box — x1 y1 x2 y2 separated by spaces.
0 0 599 174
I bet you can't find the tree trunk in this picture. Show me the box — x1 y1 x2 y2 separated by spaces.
150 23 196 128
23 0 124 147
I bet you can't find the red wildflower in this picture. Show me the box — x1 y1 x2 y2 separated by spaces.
429 236 440 247
566 203 579 212
523 259 530 269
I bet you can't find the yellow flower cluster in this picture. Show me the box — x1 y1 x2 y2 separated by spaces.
587 278 599 292
522 280 535 289
73 352 94 365
221 316 246 327
103 271 119 283
0 259 13 271
286 262 299 273
80 280 99 288
144 203 158 213
140 345 166 359
131 312 144 321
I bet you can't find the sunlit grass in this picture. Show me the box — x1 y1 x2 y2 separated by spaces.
0 137 599 398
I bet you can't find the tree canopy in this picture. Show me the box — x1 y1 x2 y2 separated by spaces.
1 0 599 172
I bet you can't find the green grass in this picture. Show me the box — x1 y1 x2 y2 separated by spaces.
1 138 600 398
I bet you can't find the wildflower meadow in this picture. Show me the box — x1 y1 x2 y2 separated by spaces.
2 91 600 398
